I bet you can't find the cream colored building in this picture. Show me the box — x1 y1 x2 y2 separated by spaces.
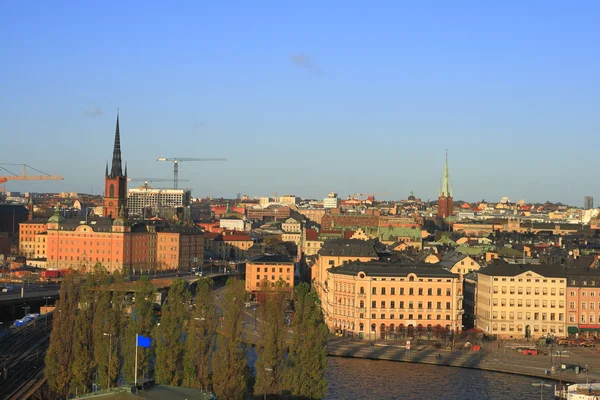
439 253 482 276
323 260 464 340
476 263 567 339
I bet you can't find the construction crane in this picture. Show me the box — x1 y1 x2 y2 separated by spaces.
0 163 64 192
156 157 227 189
127 178 190 189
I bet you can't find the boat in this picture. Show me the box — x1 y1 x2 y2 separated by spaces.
555 383 600 399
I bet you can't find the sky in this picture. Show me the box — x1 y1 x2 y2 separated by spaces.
1 1 599 206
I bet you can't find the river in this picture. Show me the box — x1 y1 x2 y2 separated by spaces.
324 357 555 400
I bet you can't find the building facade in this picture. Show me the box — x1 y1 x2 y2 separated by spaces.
322 261 464 339
566 267 600 338
476 263 567 339
245 254 295 297
18 219 47 257
127 187 191 217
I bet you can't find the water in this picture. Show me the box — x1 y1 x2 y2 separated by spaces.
324 357 555 400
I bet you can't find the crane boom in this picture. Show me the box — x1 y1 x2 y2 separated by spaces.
156 157 227 189
0 163 64 191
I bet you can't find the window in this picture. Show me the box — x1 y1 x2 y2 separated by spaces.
418 301 423 309
437 301 442 309
391 301 396 309
399 301 404 309
427 288 432 295
427 301 432 309
400 288 404 295
372 314 376 319
409 288 414 295
418 288 423 295
372 287 377 295
381 301 386 308
372 301 376 308
408 302 414 309
360 287 365 294
391 288 395 295
437 288 442 296
446 302 451 310
381 288 386 295
381 314 385 319
360 301 364 308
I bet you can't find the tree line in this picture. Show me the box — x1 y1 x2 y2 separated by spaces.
44 268 328 400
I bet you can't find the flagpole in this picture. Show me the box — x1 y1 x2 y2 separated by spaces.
135 334 138 386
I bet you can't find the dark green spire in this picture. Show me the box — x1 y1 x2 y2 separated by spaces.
110 111 123 177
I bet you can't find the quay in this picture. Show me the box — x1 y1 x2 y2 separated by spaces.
327 338 600 384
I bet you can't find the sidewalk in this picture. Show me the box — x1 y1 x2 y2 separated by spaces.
327 338 600 384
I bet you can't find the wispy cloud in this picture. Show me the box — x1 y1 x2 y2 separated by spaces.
290 54 323 75
83 107 103 117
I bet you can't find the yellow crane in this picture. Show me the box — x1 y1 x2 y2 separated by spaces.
0 163 64 192
156 157 226 189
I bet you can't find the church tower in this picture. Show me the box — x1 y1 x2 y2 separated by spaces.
438 151 453 219
103 113 128 218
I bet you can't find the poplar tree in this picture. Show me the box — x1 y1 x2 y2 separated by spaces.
184 277 217 390
254 280 288 398
155 279 190 385
69 277 96 394
284 282 329 399
122 276 157 383
45 271 81 396
211 278 248 400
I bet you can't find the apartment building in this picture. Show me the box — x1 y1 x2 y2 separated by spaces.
323 261 463 339
476 263 567 339
245 254 295 298
18 219 47 257
566 267 600 337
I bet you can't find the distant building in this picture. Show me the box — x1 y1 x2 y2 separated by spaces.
127 187 191 217
0 204 29 234
584 196 594 210
438 152 453 220
278 194 299 206
566 267 600 338
323 192 341 209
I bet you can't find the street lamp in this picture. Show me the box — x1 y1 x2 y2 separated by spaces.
43 296 51 307
264 367 273 400
103 333 112 390
254 307 258 333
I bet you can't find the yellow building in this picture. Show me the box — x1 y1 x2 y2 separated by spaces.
476 263 567 339
323 260 464 340
311 239 380 300
245 254 295 298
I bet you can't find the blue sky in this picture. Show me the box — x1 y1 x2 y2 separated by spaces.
1 1 598 205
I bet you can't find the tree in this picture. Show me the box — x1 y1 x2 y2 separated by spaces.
284 283 328 399
69 277 96 394
211 278 247 400
45 271 81 396
254 280 288 398
183 277 217 390
155 279 190 385
122 276 157 384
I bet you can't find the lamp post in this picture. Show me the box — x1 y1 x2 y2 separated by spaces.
103 333 112 390
254 307 258 333
264 367 273 400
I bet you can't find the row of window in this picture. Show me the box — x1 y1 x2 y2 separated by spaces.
359 313 453 321
492 312 564 321
493 299 564 308
494 277 564 283
569 314 598 323
256 267 292 273
569 302 599 310
570 291 600 297
493 287 564 295
364 300 453 310
255 275 292 282
492 324 564 333
357 287 453 296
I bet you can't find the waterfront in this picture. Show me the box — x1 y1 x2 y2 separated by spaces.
324 357 555 400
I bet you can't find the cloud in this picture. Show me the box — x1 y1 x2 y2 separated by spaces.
290 54 323 75
83 107 103 117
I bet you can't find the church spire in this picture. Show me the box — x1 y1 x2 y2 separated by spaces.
110 111 123 178
441 150 452 197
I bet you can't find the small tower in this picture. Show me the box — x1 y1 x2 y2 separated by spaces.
438 151 453 219
103 112 128 218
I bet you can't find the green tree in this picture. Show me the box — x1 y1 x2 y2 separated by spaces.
155 279 190 385
211 278 247 400
69 277 96 394
91 269 123 391
254 280 288 398
183 277 217 390
122 276 157 384
45 271 81 396
284 283 329 399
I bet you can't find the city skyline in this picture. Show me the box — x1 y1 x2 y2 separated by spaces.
1 2 599 204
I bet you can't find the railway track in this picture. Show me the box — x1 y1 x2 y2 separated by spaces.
0 314 53 399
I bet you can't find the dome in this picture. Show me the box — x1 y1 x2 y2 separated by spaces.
48 205 65 224
407 191 416 201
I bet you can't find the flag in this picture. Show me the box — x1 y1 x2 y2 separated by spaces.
137 334 151 348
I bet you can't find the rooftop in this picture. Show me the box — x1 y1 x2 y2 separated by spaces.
330 260 459 278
